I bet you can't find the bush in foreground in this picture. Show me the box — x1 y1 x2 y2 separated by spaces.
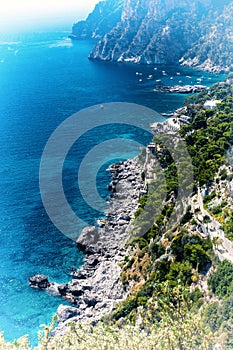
0 308 225 350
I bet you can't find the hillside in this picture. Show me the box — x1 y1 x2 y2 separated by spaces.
70 0 233 73
70 0 124 40
180 2 233 72
3 79 233 350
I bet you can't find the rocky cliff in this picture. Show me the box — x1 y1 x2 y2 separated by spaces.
70 0 124 39
180 2 233 72
71 0 233 72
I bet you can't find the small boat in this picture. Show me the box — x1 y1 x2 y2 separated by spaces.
147 74 153 79
186 75 191 78
154 67 158 70
139 79 143 82
170 77 174 80
156 79 161 83
176 72 181 75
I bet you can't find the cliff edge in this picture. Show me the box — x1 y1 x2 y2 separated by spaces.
70 0 233 73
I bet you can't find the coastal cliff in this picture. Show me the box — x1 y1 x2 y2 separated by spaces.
70 0 124 40
180 2 233 73
26 79 233 349
71 0 233 72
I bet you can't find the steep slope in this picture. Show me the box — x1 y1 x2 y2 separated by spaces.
71 0 233 72
70 0 124 39
89 0 212 64
180 2 233 72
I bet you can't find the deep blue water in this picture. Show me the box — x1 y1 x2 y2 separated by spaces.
0 28 225 345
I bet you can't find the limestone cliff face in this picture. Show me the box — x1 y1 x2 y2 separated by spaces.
88 0 209 64
180 2 233 73
71 0 233 71
70 0 124 39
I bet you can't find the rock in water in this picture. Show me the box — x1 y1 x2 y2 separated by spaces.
29 274 50 289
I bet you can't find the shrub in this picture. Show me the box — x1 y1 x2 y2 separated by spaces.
220 168 228 180
208 260 233 298
203 215 211 223
211 205 222 215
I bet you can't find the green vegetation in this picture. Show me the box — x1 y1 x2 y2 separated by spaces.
223 211 233 241
181 83 233 185
115 80 233 345
2 278 233 349
205 260 233 348
208 260 233 298
2 81 233 349
0 309 220 350
115 225 213 325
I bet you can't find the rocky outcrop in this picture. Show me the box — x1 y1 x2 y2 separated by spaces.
153 84 207 94
56 305 80 323
71 0 233 72
29 275 50 289
76 226 100 254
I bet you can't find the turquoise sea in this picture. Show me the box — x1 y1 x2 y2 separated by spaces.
0 26 225 345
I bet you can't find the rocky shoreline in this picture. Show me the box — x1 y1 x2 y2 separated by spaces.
29 110 193 334
180 57 231 74
153 84 207 94
29 157 146 334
